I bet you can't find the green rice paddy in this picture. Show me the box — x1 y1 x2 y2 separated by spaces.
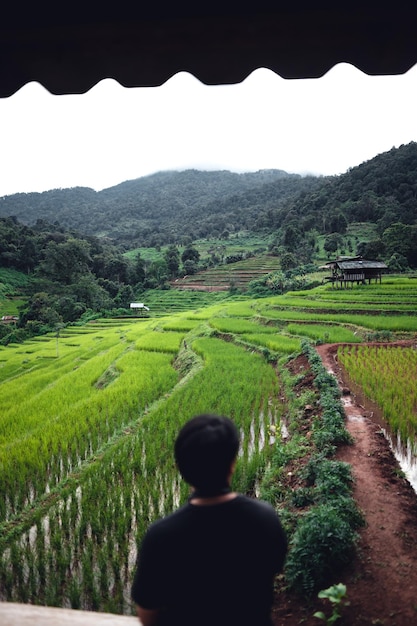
1 275 416 613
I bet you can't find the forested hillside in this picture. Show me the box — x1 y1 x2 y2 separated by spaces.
274 141 417 234
1 143 417 251
0 169 307 245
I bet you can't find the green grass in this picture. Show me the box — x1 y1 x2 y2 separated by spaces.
209 317 277 334
0 268 32 292
160 318 202 332
123 247 165 262
286 323 362 343
338 345 417 443
140 289 235 315
259 308 417 332
123 233 272 264
135 330 185 353
0 268 33 316
192 231 272 259
241 333 302 354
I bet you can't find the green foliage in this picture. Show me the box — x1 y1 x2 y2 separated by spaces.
1 143 416 260
247 265 319 297
0 170 313 247
0 267 32 294
276 338 363 596
314 583 349 624
284 503 359 595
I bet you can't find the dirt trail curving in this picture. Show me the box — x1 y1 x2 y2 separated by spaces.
271 341 417 626
314 342 417 626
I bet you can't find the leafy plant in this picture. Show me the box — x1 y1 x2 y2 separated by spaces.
314 582 349 624
284 504 359 595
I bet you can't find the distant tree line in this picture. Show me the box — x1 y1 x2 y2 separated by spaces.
0 217 204 343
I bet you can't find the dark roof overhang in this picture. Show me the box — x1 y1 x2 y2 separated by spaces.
1 3 417 97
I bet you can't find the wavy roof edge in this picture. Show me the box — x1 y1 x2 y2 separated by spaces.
1 5 417 97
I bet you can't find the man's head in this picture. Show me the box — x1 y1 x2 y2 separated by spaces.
174 414 239 493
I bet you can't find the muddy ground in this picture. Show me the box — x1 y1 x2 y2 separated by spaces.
271 342 417 626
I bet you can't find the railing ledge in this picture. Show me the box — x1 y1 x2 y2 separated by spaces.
0 602 139 625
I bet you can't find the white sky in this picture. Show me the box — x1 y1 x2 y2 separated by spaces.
0 62 416 197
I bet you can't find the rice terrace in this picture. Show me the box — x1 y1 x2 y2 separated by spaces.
1 274 417 624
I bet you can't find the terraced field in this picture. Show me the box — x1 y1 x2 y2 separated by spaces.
1 275 417 620
171 254 280 291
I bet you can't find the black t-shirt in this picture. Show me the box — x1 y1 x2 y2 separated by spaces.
131 494 287 626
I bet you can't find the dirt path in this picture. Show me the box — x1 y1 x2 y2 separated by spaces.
314 343 417 625
271 342 417 625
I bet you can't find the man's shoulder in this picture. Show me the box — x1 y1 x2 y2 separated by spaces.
146 502 192 535
234 494 278 515
233 496 287 550
146 495 281 537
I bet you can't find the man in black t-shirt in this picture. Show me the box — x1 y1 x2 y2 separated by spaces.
131 413 287 626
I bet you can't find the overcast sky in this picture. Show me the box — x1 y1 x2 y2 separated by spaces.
0 62 416 197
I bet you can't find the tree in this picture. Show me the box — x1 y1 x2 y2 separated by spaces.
323 233 342 258
327 210 348 234
39 238 92 284
134 253 146 285
55 295 86 322
114 284 135 308
103 256 129 283
72 275 112 311
382 222 412 259
19 237 39 273
280 252 297 271
181 246 200 264
387 253 409 273
164 245 180 279
281 224 301 250
19 292 62 327
145 259 169 288
182 259 198 275
356 238 385 260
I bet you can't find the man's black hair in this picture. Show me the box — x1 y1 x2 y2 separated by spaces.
174 414 239 492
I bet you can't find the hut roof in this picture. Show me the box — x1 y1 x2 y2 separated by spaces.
336 260 387 270
323 257 387 270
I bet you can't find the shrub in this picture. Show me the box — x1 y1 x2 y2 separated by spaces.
291 487 316 508
282 338 361 596
285 503 360 595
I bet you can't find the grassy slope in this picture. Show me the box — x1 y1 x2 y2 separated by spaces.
0 268 32 316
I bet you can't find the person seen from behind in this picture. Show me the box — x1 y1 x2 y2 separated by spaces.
131 413 288 626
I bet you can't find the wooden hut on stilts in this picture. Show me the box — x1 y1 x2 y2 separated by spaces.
322 256 387 289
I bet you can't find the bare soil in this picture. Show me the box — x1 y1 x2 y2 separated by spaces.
271 341 417 626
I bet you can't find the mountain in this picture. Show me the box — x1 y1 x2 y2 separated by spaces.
0 169 308 245
278 141 417 234
0 142 417 248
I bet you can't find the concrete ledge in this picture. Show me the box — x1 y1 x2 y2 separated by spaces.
0 602 139 625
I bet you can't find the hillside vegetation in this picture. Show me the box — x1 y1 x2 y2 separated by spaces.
0 142 417 344
0 142 416 252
